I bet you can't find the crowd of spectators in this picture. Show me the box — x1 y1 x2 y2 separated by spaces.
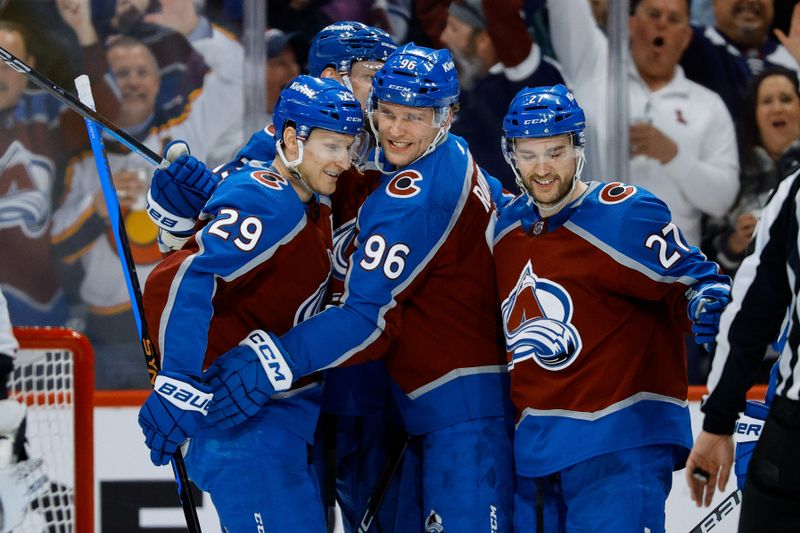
0 0 798 388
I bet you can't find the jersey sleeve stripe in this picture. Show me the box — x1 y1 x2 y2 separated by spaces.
407 364 507 400
564 220 698 285
515 390 688 428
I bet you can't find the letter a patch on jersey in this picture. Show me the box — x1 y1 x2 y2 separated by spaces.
502 260 582 371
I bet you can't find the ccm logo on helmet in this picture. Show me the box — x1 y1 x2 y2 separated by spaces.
386 170 423 198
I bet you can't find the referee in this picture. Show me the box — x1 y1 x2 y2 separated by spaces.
686 166 800 531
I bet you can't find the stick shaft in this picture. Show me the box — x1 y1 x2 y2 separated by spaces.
75 76 202 533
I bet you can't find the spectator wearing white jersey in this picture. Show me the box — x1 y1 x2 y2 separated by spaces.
50 36 241 389
546 0 740 247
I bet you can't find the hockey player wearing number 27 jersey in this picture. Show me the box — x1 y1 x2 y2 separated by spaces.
495 85 731 532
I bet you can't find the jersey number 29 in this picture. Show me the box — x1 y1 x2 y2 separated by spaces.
208 208 263 252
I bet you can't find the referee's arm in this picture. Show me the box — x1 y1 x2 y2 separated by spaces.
703 169 800 434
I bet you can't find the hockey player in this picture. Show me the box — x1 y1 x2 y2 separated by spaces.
203 44 514 531
145 21 406 531
493 84 732 532
137 76 363 532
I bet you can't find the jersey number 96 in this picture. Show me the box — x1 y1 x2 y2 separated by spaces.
360 234 409 280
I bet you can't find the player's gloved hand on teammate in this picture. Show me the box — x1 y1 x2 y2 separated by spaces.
146 140 219 235
204 330 295 429
138 370 212 466
734 399 769 490
687 282 732 350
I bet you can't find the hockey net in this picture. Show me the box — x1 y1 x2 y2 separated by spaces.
9 327 94 533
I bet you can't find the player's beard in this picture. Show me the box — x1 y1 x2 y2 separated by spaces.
525 172 575 210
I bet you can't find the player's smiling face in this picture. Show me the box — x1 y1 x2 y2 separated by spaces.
297 129 356 197
374 101 444 167
514 135 579 207
755 73 800 159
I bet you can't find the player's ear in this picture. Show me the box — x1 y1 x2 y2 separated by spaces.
320 67 341 82
282 125 298 155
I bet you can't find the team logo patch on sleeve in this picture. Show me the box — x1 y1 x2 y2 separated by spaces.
250 169 288 190
502 260 582 371
386 169 423 198
599 182 636 204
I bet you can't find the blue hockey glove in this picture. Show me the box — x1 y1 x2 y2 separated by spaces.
146 140 219 234
138 370 212 466
205 330 295 429
687 282 731 349
734 399 769 490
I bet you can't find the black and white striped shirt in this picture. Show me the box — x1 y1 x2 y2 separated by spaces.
703 167 800 435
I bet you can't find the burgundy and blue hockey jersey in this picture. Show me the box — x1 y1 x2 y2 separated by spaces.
280 134 508 434
143 161 332 441
493 181 729 477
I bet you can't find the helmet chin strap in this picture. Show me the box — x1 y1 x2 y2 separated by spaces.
513 148 586 214
368 107 452 175
276 139 315 196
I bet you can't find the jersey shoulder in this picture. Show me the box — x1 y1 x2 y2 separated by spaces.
234 127 277 165
206 162 305 224
358 136 472 238
571 181 696 270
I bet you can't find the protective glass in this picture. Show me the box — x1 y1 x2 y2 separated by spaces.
502 137 581 168
372 103 441 129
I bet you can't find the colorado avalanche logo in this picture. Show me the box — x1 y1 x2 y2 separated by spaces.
502 260 582 371
332 219 356 281
293 251 333 325
0 141 53 238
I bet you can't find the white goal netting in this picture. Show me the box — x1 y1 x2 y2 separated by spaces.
7 336 87 533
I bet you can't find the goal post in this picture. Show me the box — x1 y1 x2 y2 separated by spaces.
11 326 94 533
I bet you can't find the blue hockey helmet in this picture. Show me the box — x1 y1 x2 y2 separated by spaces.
370 43 460 109
502 84 585 147
272 75 364 141
308 22 398 77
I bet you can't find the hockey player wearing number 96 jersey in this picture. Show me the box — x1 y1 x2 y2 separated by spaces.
137 76 363 532
494 85 732 533
203 44 515 531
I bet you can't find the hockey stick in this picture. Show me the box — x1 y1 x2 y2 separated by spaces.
688 489 742 533
357 433 411 533
74 75 202 533
0 44 167 169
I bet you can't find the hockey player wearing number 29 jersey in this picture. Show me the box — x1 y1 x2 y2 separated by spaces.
137 76 363 532
494 85 732 533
